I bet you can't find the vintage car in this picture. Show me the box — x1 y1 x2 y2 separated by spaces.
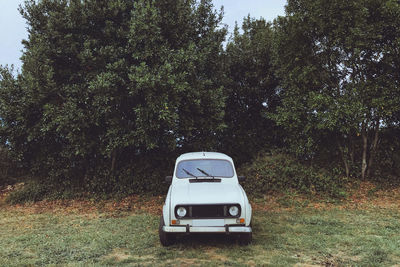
159 152 252 246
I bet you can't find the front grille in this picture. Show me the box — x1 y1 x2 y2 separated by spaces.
175 204 240 219
191 205 225 218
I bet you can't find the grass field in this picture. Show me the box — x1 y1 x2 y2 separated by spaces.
1 184 400 266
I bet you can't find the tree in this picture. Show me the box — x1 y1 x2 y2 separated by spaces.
128 0 227 153
221 17 280 163
0 0 227 194
272 0 400 179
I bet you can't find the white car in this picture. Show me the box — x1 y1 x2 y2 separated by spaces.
159 152 252 246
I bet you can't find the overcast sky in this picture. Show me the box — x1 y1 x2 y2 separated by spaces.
0 0 287 71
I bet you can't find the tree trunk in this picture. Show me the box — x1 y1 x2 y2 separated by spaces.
366 119 380 178
111 149 117 172
361 122 368 180
337 140 350 178
349 135 355 164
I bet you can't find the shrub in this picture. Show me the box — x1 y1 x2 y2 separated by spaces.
0 146 26 187
5 152 174 203
5 177 90 204
6 180 49 204
239 151 346 197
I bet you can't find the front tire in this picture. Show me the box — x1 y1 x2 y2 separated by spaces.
238 222 252 245
159 215 175 246
238 232 252 245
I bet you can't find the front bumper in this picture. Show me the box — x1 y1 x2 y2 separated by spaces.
163 225 252 234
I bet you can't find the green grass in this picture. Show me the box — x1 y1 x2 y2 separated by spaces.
1 207 399 266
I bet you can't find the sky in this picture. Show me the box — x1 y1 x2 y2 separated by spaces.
0 0 287 71
213 0 286 32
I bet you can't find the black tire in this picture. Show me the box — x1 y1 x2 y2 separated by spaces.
159 215 175 246
238 232 252 245
238 222 253 245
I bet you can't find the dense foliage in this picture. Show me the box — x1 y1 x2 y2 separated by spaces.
220 17 281 164
239 151 346 197
1 0 400 199
272 0 400 179
0 0 229 196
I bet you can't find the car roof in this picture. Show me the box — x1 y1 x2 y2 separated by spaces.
176 152 233 162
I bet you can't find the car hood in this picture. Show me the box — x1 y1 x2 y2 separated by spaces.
170 182 244 205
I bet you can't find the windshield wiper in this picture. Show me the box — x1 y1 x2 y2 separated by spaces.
196 168 215 179
183 168 198 179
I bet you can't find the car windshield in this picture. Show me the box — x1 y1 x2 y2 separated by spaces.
176 159 234 178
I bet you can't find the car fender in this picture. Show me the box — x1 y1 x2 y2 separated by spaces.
239 184 252 226
162 185 172 225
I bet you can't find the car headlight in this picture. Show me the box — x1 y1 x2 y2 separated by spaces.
229 205 239 216
177 207 187 217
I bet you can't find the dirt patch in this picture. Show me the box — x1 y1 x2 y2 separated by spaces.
204 247 229 262
252 182 400 212
102 248 156 263
1 182 399 216
0 191 163 217
163 257 211 267
103 248 131 262
294 264 322 267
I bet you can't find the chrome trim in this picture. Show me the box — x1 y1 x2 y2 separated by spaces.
163 225 252 233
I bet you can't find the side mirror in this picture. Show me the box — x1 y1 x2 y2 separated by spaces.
165 176 172 183
238 176 246 182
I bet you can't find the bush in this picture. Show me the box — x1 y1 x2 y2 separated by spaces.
369 129 400 185
0 146 26 187
6 180 50 204
5 152 174 203
239 151 346 197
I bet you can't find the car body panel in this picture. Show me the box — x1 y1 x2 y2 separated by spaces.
162 152 252 234
163 225 252 233
170 182 245 205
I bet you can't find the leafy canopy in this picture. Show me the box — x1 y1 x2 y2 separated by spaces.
0 0 227 193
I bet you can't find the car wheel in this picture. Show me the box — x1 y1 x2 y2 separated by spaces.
159 215 176 246
238 222 252 245
238 232 252 245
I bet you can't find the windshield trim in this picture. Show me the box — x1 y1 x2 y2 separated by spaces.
175 159 234 179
